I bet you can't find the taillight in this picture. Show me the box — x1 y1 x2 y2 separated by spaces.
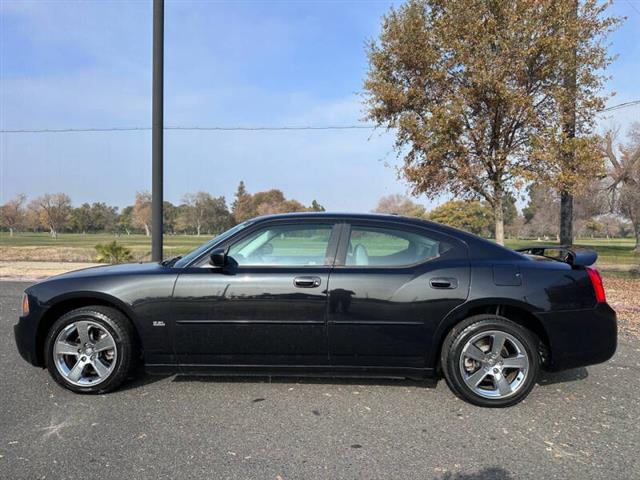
586 267 606 303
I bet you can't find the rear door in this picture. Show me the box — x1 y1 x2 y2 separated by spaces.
327 221 470 368
171 220 339 367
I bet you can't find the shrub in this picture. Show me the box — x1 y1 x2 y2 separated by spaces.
95 241 133 264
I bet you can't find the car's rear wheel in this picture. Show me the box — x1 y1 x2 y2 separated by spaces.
44 306 135 394
441 314 540 407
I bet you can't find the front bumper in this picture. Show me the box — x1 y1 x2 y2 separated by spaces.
540 302 617 371
14 314 43 367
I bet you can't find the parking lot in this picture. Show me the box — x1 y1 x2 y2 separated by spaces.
1 281 639 480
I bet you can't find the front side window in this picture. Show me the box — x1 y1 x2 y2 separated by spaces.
175 220 254 268
228 224 333 266
345 226 452 266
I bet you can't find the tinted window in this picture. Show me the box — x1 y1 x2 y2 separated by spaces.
346 226 450 266
228 224 333 266
175 220 254 267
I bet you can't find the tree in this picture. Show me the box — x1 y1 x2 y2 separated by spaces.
428 200 493 236
132 191 152 236
0 194 26 236
69 203 93 233
373 194 425 217
231 183 311 223
89 202 118 233
231 181 253 223
163 201 178 234
29 193 72 238
583 219 603 238
310 200 326 212
69 202 117 233
531 1 619 245
521 185 560 239
364 0 618 245
180 192 233 235
603 124 640 251
252 190 306 217
118 206 134 235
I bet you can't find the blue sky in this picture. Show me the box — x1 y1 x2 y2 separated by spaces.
1 0 639 212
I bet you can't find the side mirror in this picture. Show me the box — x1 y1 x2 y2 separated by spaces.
209 248 227 267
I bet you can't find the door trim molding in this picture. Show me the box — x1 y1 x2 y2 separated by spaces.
176 319 326 325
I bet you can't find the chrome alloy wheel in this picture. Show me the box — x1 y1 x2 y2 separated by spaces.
53 320 118 386
458 330 530 399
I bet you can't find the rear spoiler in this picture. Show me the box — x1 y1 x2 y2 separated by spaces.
515 245 597 267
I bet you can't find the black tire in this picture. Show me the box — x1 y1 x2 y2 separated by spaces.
44 306 136 394
440 314 540 408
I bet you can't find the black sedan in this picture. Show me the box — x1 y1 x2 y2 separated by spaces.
14 213 616 407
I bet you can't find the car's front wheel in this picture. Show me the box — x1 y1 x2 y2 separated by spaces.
44 306 135 394
441 314 540 407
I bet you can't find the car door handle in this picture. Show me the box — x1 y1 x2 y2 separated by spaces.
294 276 321 288
430 278 458 289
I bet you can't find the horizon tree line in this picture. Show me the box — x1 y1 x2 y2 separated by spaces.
0 181 325 238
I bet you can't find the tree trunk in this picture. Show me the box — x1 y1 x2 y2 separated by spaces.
9 227 13 237
560 191 573 245
559 0 578 247
144 224 150 237
196 223 201 236
494 196 505 245
634 220 640 253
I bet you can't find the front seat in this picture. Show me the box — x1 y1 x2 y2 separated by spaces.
352 244 369 266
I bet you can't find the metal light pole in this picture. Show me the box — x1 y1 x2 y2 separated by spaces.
152 0 164 261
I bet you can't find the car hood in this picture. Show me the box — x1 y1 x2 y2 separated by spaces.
45 262 166 281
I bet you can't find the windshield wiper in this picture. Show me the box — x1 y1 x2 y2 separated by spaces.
161 255 182 267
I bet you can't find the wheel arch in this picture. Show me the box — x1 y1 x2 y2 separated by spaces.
429 299 551 372
35 292 142 367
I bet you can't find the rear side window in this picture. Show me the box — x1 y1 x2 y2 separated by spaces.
345 226 456 267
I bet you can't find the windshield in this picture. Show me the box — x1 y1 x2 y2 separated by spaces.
173 221 253 268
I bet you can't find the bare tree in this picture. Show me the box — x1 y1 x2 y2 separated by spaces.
0 193 26 236
132 191 152 237
373 194 425 218
28 193 72 238
179 192 232 235
602 124 640 251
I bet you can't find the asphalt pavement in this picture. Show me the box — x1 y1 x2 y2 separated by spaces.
1 281 639 480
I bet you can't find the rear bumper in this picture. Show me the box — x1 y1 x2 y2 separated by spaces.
14 314 42 367
540 303 617 371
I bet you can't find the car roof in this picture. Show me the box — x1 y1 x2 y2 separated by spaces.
251 212 523 261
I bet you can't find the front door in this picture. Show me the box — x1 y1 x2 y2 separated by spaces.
171 221 338 368
327 222 470 368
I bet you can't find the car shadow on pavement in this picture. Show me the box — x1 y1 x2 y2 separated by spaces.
120 367 589 394
537 367 588 386
171 375 438 388
432 467 512 480
117 369 173 392
121 367 589 392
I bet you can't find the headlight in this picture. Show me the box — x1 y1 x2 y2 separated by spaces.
22 293 30 316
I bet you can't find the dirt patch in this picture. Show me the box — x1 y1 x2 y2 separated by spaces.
0 246 96 262
603 274 640 337
0 261 102 281
0 246 151 263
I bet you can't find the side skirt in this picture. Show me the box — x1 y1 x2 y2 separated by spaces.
145 363 436 382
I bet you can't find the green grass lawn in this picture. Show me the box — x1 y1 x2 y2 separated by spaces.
505 238 639 266
1 232 638 266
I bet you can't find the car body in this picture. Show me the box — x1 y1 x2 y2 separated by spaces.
14 212 617 406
